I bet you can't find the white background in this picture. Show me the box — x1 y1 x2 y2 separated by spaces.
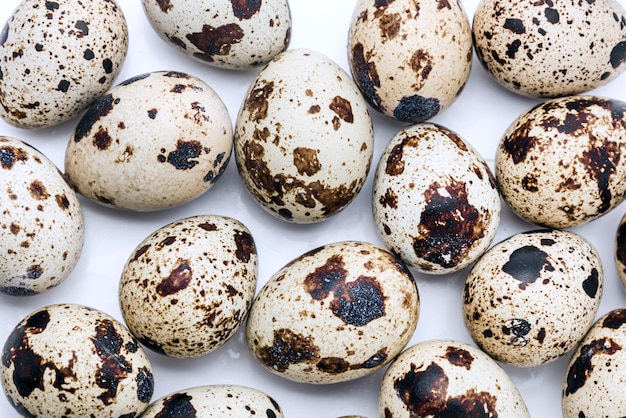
1 1 626 417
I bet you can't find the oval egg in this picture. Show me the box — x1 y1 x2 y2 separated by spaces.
0 0 128 128
119 215 257 358
234 48 374 223
142 0 291 69
372 123 500 274
562 309 626 417
245 241 419 384
140 385 283 417
463 229 603 367
347 0 473 122
0 136 84 296
473 0 626 97
379 339 530 417
495 96 626 229
1 303 154 417
64 70 233 211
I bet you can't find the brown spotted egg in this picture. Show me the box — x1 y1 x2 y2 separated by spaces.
495 96 626 229
347 0 473 123
0 136 84 296
119 215 257 358
379 339 530 417
140 385 283 417
234 48 374 223
64 70 233 211
245 241 419 384
615 212 626 290
473 0 626 98
463 229 603 367
372 123 501 274
142 0 291 69
562 309 626 417
0 0 128 128
1 303 154 417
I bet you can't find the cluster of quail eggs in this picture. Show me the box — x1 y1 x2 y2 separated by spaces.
1 0 626 416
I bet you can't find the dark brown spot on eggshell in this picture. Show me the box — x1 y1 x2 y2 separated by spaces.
156 0 173 13
394 361 498 416
234 230 255 262
317 357 350 374
186 24 245 62
29 180 49 200
92 319 132 405
0 146 28 169
293 147 322 176
610 41 626 69
163 140 203 170
564 337 622 396
156 260 192 296
445 346 474 370
503 318 531 347
231 0 262 19
582 269 599 298
502 245 554 290
350 42 383 112
136 366 154 404
154 393 197 417
602 309 626 329
74 94 116 142
412 179 487 270
379 188 398 209
258 328 320 372
244 81 274 122
378 12 401 40
55 194 70 210
329 96 354 124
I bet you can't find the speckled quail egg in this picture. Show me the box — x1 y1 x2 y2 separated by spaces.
64 70 233 211
463 229 603 367
616 212 626 290
119 215 257 358
473 0 626 98
234 48 374 223
379 339 530 417
372 123 501 274
140 384 283 417
142 0 291 69
0 0 128 128
245 241 419 384
562 308 626 417
347 0 473 123
0 136 84 296
1 303 154 417
496 96 626 229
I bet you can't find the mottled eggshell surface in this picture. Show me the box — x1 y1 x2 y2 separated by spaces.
234 48 374 223
140 384 283 417
473 0 626 97
347 0 473 123
0 0 128 128
463 229 603 367
496 96 626 229
142 0 291 69
0 136 84 296
372 123 501 274
119 215 257 358
246 241 419 384
562 309 626 418
1 303 154 417
379 339 530 417
64 70 233 211
615 212 626 290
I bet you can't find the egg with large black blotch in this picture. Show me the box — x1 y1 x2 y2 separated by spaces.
245 241 419 384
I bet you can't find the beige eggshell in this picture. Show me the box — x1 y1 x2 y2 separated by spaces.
1 303 154 417
379 339 530 417
562 309 626 417
372 123 501 274
347 0 473 122
245 241 419 384
142 0 291 69
473 0 626 97
119 215 257 358
463 229 603 367
64 70 233 211
140 385 284 417
234 48 374 223
0 0 128 128
0 136 84 295
495 96 626 229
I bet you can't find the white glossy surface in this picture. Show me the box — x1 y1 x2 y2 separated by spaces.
1 1 626 417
